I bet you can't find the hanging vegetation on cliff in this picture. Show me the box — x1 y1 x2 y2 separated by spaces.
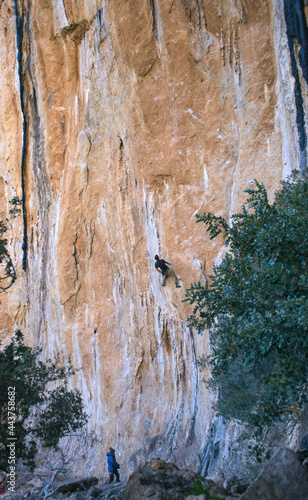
0 197 22 292
185 171 308 428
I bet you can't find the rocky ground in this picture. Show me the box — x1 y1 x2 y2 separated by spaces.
0 461 238 500
2 443 308 500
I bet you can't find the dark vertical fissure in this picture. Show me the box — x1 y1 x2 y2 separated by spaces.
14 0 49 341
14 0 28 270
283 0 308 171
149 0 158 40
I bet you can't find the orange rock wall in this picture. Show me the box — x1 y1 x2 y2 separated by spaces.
0 0 306 478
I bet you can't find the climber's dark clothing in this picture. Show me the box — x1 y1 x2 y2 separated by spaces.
155 258 169 275
109 471 120 483
154 255 180 288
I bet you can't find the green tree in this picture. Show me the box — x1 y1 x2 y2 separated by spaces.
0 197 21 292
0 331 88 470
185 171 308 428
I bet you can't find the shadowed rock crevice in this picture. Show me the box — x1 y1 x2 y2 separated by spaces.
148 0 158 40
283 0 308 171
14 0 27 271
186 0 207 33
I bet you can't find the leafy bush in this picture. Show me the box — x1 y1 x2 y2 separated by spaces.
0 331 88 470
185 171 308 428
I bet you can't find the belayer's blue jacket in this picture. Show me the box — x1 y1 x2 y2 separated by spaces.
107 452 119 472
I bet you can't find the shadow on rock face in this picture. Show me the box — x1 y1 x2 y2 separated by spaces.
240 447 308 500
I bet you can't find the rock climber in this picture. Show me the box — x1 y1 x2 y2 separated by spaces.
154 255 181 288
106 447 120 483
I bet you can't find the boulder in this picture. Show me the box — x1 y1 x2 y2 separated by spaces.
240 447 308 500
151 458 166 471
123 461 227 500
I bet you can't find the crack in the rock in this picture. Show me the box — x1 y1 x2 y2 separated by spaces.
283 0 308 171
14 0 27 270
149 0 158 40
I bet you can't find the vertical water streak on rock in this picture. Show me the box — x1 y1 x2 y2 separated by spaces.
186 325 199 446
14 0 27 270
197 416 228 477
283 0 308 171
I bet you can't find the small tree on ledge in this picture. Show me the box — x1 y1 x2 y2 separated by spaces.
0 197 22 292
185 171 308 429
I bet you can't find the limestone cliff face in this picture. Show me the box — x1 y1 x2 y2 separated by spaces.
0 0 307 479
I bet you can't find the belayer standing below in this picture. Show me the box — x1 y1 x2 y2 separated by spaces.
154 255 181 288
107 447 120 483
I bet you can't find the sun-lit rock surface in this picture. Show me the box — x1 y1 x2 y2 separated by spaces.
0 0 307 479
